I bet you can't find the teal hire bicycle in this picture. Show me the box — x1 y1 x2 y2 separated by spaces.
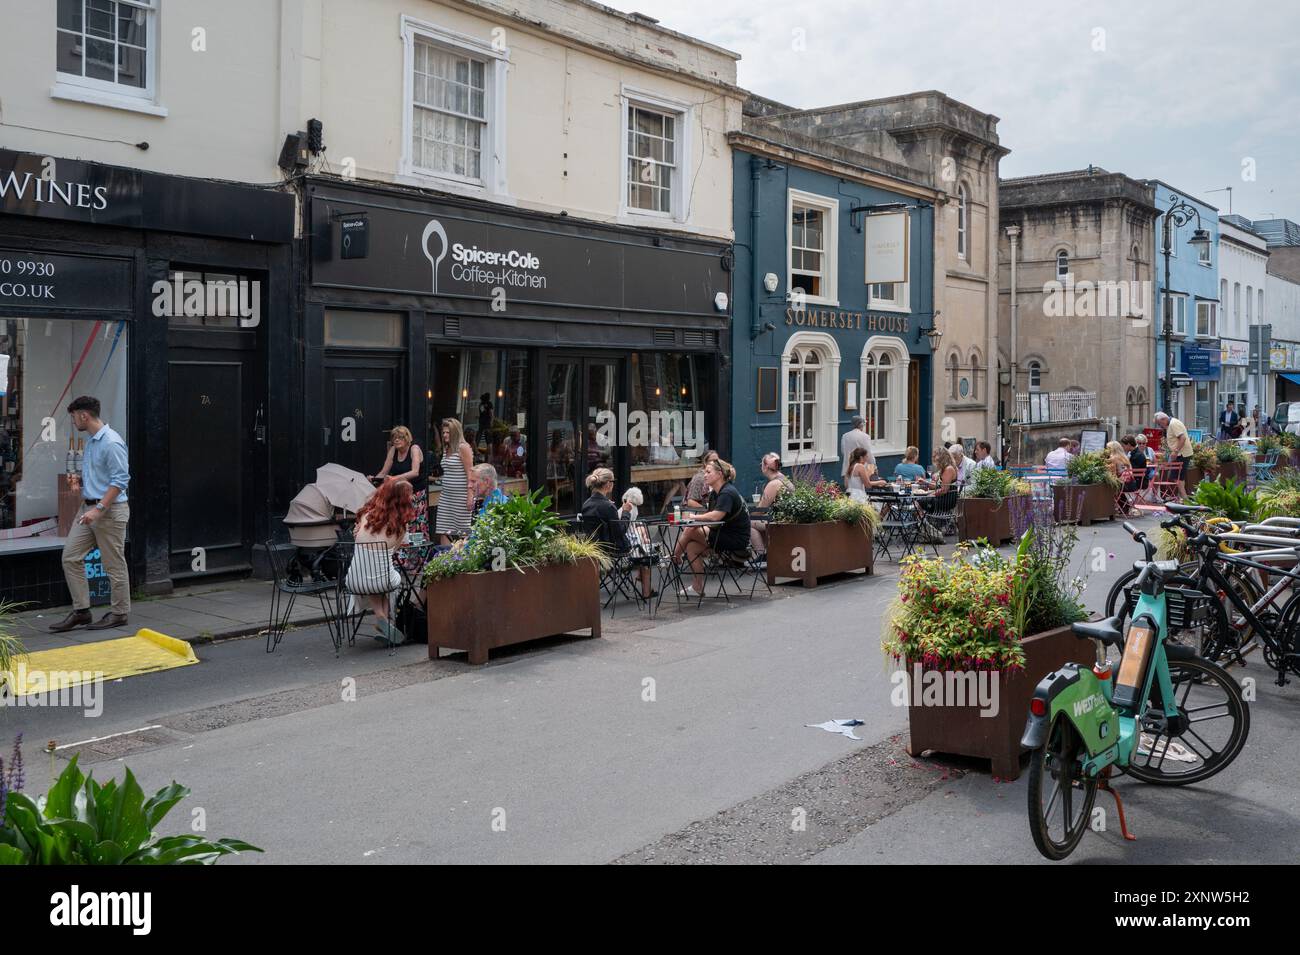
1022 520 1251 860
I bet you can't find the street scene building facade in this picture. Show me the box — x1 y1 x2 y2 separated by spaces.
1216 215 1269 414
996 168 1158 462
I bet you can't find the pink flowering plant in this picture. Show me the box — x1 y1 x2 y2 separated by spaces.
882 550 1023 671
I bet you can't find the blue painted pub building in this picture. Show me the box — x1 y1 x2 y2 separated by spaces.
727 125 938 494
1149 180 1220 433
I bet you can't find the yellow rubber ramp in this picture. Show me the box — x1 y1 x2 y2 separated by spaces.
4 629 198 696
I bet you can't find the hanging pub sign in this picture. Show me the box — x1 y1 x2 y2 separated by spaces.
864 212 909 285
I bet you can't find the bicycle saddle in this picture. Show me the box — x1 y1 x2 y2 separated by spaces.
1165 502 1209 514
1072 616 1124 646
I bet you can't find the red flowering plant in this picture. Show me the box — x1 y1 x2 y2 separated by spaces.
881 548 1024 671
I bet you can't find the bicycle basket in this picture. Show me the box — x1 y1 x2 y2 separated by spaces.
1122 584 1212 630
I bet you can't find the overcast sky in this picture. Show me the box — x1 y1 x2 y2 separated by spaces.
605 0 1300 223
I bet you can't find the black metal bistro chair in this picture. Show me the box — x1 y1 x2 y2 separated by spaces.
336 540 405 654
265 539 345 654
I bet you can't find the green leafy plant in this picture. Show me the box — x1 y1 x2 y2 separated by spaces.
1190 478 1258 522
1279 431 1300 450
0 601 27 696
1256 435 1281 455
0 755 259 865
960 466 1031 503
1215 442 1246 464
1254 469 1300 519
1062 450 1120 490
422 489 610 583
769 479 879 531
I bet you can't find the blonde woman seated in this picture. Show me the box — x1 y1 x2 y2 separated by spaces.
679 458 750 599
920 447 958 494
845 447 887 501
1105 440 1130 480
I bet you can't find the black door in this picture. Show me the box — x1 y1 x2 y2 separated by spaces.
542 355 621 513
168 356 256 577
322 357 401 477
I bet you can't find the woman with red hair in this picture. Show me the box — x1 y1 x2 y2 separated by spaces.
345 478 415 646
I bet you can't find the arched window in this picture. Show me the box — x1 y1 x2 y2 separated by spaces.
1246 285 1253 322
947 350 961 401
861 336 910 451
1126 387 1137 427
1056 250 1069 280
781 333 840 463
968 348 983 401
1137 387 1148 423
956 185 968 260
1131 244 1140 284
1028 360 1043 392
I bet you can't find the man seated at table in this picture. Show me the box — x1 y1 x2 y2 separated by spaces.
471 463 509 518
971 441 998 471
750 452 793 555
680 458 750 599
1044 438 1073 470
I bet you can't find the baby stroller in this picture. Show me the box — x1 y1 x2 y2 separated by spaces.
281 464 375 583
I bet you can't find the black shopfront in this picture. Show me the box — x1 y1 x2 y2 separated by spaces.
305 178 731 517
0 149 294 606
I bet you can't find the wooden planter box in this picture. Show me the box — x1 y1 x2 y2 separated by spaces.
766 520 873 588
904 624 1095 780
1052 482 1115 526
1215 460 1249 484
426 559 600 664
1184 466 1207 492
957 495 1025 546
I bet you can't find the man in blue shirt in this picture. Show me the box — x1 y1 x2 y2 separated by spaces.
49 395 132 632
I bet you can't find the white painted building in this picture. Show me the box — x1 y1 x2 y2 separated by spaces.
1217 216 1269 413
1267 270 1300 408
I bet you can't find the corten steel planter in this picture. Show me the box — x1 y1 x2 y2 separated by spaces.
766 521 873 588
1184 466 1207 493
904 624 1095 780
957 495 1026 546
425 559 600 664
1215 460 1248 484
1052 482 1115 526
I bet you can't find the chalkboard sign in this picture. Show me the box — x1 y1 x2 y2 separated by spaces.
1079 430 1107 454
84 548 111 607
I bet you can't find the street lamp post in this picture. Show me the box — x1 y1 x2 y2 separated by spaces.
1160 194 1212 418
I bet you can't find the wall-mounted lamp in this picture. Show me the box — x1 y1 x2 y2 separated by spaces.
461 388 469 399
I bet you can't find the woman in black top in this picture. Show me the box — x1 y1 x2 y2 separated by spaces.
371 425 428 542
681 458 751 598
581 467 652 598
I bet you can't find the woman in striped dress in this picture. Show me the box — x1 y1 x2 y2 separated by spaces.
435 417 474 544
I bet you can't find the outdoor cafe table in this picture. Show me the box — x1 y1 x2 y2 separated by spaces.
643 515 725 608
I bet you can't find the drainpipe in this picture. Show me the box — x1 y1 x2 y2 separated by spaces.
1005 223 1021 457
750 155 764 340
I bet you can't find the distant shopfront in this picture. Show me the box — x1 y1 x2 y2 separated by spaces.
305 178 731 517
0 149 293 606
1180 344 1221 432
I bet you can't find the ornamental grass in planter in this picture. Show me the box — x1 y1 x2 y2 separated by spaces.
882 498 1092 779
766 479 879 587
957 468 1031 545
1052 450 1120 526
422 490 609 663
1214 441 1249 483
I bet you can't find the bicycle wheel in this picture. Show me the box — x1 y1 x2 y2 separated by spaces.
1122 656 1250 786
1027 713 1098 861
1109 574 1232 662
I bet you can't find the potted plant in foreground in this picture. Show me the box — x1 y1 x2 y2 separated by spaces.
1214 440 1249 484
422 490 608 663
957 468 1031 545
882 497 1093 780
1052 450 1119 526
1184 440 1218 491
766 478 879 588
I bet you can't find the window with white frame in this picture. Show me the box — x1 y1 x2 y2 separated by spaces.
1198 236 1212 265
1166 292 1187 335
788 190 838 304
956 185 968 260
861 337 908 450
622 91 690 220
1028 360 1043 391
401 18 507 193
56 0 156 98
1196 300 1217 338
781 334 840 463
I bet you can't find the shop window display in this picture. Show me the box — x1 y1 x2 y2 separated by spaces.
0 317 128 553
628 352 714 515
430 347 529 491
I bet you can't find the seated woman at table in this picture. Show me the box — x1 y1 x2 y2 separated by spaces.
1105 440 1130 481
845 447 888 501
893 446 927 483
1120 435 1147 491
919 447 958 494
581 468 652 599
681 458 751 599
750 452 792 554
683 449 721 509
344 478 414 648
